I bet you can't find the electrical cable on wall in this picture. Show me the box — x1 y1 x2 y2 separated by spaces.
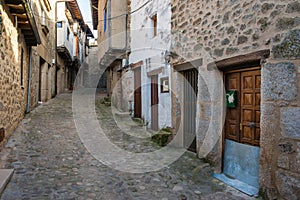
28 0 152 24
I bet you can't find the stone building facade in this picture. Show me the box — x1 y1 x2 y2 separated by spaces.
31 0 56 105
0 0 41 146
170 0 300 199
91 0 132 111
0 0 88 149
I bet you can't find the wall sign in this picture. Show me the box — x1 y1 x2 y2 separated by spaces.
161 77 169 93
226 90 237 108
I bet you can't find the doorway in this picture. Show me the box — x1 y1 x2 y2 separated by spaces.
182 69 198 152
151 75 159 131
224 68 261 146
215 67 261 196
134 67 142 118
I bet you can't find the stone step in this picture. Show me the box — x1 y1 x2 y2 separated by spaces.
0 169 14 195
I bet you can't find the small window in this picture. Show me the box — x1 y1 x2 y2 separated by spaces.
67 27 70 40
161 77 169 93
20 48 24 86
41 9 46 26
151 14 157 37
104 7 107 32
57 21 62 28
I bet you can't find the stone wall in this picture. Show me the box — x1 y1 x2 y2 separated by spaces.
170 0 300 199
171 0 300 64
0 5 30 146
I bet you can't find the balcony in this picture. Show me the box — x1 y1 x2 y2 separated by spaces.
4 0 41 46
57 21 74 63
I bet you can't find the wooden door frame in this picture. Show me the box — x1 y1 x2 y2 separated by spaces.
150 75 159 131
133 67 142 118
222 66 261 170
182 69 198 152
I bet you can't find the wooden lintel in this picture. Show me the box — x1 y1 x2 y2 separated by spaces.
130 60 143 70
147 67 163 76
173 58 203 72
207 49 270 71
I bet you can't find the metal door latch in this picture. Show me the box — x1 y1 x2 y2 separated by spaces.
249 122 255 128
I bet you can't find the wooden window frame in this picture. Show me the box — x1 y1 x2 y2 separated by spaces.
104 7 107 32
151 14 157 38
160 77 169 93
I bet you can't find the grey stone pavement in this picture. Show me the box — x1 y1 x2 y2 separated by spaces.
0 93 256 200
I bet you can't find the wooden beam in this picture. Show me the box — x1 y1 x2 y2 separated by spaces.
18 20 29 24
173 58 203 71
12 13 27 19
207 49 270 71
7 4 24 10
130 61 143 70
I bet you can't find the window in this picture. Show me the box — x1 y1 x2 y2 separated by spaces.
41 9 46 26
67 27 70 40
151 14 157 37
20 48 24 86
161 77 169 93
104 7 107 32
56 21 62 28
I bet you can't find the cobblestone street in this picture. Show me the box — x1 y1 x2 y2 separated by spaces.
0 93 254 200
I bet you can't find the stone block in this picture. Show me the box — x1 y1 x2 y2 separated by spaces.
261 3 275 14
237 35 248 44
226 47 239 55
221 38 230 45
273 29 300 59
276 17 300 31
280 107 300 139
213 48 224 57
275 169 300 200
277 154 289 170
262 62 297 101
286 1 300 13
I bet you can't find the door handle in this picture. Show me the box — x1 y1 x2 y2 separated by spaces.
249 122 255 128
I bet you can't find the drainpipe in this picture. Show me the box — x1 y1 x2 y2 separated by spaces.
26 47 32 113
108 0 112 48
125 13 129 65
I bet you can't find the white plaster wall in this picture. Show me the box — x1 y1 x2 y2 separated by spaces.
57 3 74 60
130 0 172 129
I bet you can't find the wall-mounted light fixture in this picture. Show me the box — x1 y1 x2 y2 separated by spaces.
164 50 171 64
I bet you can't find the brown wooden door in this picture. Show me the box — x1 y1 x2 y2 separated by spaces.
225 68 261 146
182 69 198 152
151 75 159 131
134 68 142 118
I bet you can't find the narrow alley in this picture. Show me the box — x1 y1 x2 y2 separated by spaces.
0 93 252 200
1 0 299 199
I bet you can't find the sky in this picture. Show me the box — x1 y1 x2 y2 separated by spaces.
77 0 98 38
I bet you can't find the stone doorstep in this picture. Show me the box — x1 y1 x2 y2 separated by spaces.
0 169 14 195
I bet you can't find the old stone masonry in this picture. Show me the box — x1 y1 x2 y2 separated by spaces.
0 94 253 200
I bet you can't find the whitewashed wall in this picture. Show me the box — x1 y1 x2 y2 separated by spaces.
129 0 172 129
57 2 74 60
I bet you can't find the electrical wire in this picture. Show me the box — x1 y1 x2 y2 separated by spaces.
26 0 152 24
97 0 152 22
